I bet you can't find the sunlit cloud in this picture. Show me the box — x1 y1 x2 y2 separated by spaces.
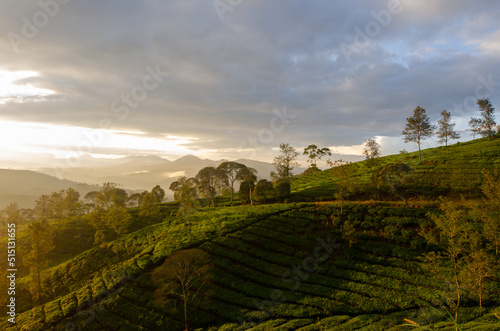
0 70 54 103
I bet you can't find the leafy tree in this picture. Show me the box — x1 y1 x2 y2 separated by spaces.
363 138 381 168
25 219 54 304
106 206 132 240
34 194 52 220
371 163 412 205
126 193 142 207
196 167 228 207
170 177 199 216
1 202 22 224
402 106 435 160
151 185 166 203
342 220 358 248
96 182 128 210
217 161 247 202
139 192 160 218
49 191 64 219
327 159 356 213
461 250 496 308
86 210 108 244
237 166 257 205
63 188 82 217
468 117 482 139
96 182 117 210
421 201 476 325
477 97 497 140
152 249 213 331
271 143 300 181
111 188 128 208
252 179 275 204
437 110 460 146
274 180 291 202
303 144 331 168
83 191 99 211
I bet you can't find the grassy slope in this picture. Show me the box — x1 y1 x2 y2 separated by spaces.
2 139 500 330
290 137 500 202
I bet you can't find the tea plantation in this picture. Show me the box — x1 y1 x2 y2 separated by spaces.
1 138 499 330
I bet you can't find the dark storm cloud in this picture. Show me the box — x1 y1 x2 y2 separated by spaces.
0 0 499 157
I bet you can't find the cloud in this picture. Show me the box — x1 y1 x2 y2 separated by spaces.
0 0 499 163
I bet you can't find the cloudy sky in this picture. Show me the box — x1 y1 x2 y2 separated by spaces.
0 0 499 167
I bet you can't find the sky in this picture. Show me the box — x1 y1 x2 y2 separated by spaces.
0 0 499 168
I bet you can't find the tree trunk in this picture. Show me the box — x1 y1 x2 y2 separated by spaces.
182 286 189 331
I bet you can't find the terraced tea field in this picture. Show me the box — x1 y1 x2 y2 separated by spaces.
5 203 499 330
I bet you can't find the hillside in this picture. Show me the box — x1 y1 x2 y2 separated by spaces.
291 137 500 202
1 139 499 330
0 169 99 209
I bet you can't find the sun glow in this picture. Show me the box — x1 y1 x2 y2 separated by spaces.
0 70 54 103
0 119 197 164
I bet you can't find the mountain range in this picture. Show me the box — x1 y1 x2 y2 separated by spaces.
1 154 304 208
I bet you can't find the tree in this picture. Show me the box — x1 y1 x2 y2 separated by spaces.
327 159 356 213
34 194 52 220
170 177 199 216
468 117 482 140
421 201 475 325
139 192 160 218
437 110 460 146
196 167 227 207
95 182 128 210
63 188 82 217
303 144 331 168
126 193 142 207
402 106 435 160
106 206 132 240
237 167 257 205
217 161 246 202
477 97 497 140
271 143 300 181
363 138 381 168
151 185 166 203
152 249 213 331
252 179 275 204
2 202 22 224
84 191 99 211
25 219 54 304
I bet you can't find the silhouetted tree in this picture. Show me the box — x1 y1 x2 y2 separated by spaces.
196 167 227 207
217 161 246 202
152 249 213 331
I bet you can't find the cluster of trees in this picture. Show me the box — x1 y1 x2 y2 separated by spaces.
403 98 497 160
0 182 167 304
